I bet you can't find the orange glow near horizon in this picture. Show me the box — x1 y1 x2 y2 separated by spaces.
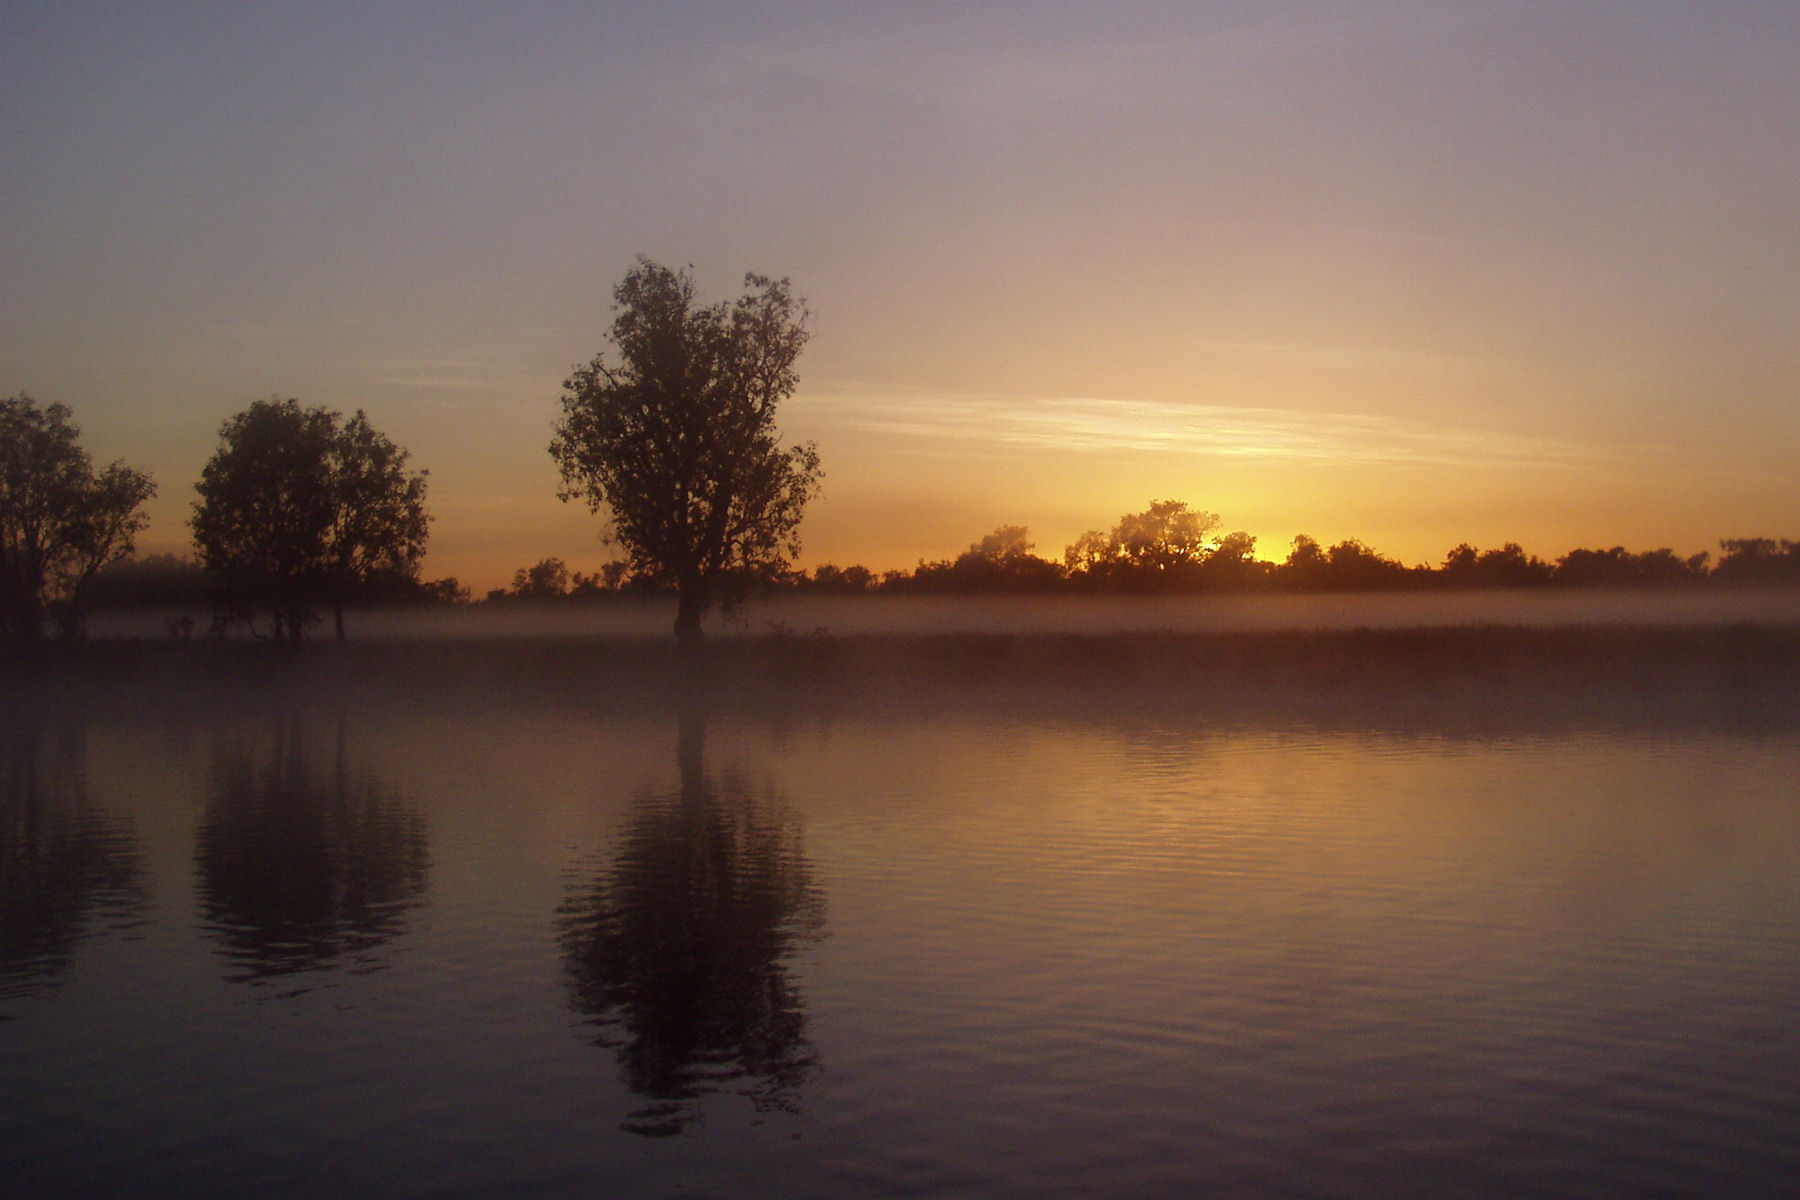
10 6 1800 595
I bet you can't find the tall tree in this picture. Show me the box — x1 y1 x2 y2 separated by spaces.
191 399 429 643
0 395 156 640
551 258 821 642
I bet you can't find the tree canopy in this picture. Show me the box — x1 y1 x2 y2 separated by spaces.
191 398 429 643
0 395 156 639
1065 500 1232 589
550 258 821 642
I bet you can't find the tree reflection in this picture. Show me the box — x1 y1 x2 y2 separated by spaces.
0 722 146 1002
196 722 429 982
560 712 825 1136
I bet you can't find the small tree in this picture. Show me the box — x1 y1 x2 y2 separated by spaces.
0 395 156 639
551 258 821 642
191 398 429 643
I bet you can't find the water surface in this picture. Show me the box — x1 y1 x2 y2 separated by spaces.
3 646 1797 1198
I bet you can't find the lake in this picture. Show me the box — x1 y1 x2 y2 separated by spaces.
3 632 1798 1198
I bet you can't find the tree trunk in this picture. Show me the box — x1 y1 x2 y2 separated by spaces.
13 595 44 641
673 580 707 645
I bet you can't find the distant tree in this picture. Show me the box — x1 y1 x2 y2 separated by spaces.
600 560 634 591
969 524 1033 563
1713 538 1800 586
1552 545 1707 588
551 258 821 643
0 395 156 640
1193 530 1268 589
807 563 875 594
1064 500 1219 588
417 577 472 605
1283 534 1327 582
1062 529 1114 578
1439 542 1553 588
191 398 429 643
1276 534 1415 590
1116 501 1218 572
511 557 571 599
1323 538 1416 589
941 525 1063 591
83 553 209 609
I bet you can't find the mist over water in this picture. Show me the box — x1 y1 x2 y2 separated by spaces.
83 587 1800 641
2 641 1798 1197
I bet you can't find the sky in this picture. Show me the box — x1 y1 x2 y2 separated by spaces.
3 1 1798 591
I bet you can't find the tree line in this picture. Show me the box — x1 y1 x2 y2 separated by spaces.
483 510 1800 603
6 257 1799 644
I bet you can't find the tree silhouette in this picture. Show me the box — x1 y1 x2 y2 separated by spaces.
550 258 821 643
1715 538 1800 585
1064 500 1223 588
511 557 572 599
1441 542 1553 588
560 712 825 1136
906 524 1064 592
0 395 156 640
1552 545 1708 588
191 398 429 642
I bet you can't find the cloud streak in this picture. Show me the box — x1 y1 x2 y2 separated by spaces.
801 386 1604 470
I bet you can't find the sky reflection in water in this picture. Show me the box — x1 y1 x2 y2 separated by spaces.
1 655 1797 1198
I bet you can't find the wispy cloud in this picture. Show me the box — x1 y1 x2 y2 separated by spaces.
797 386 1604 470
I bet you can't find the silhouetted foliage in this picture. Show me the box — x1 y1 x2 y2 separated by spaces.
1195 529 1270 589
1065 500 1221 589
560 713 824 1136
512 557 572 599
1714 538 1800 586
1324 538 1418 590
695 526 1800 599
894 525 1066 593
484 557 650 602
196 723 429 982
406 576 469 604
0 395 156 639
551 258 821 643
802 563 876 594
1441 542 1554 588
191 398 430 642
1552 545 1709 588
1273 535 1421 591
81 552 209 609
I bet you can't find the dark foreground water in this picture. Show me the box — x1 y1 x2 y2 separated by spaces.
4 637 1799 1198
